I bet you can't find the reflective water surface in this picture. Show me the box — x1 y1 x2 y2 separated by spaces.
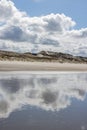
0 72 87 130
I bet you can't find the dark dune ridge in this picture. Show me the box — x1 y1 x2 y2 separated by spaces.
0 50 87 63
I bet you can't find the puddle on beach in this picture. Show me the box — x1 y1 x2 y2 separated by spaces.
0 72 87 130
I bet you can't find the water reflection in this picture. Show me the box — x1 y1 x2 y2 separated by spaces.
0 72 87 119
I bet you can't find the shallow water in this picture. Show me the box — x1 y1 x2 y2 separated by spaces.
0 72 87 130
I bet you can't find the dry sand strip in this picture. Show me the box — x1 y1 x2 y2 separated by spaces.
0 61 87 71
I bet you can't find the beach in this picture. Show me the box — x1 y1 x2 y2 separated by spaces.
0 61 87 71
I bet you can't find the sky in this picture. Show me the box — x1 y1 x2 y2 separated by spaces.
0 0 87 56
12 0 87 29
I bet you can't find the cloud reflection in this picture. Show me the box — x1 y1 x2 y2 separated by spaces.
0 73 87 118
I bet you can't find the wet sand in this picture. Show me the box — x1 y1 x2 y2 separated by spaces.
0 61 87 71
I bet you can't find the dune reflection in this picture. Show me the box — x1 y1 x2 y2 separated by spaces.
0 73 87 118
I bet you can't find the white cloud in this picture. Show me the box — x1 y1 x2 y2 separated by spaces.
0 72 87 118
0 0 15 21
0 0 87 56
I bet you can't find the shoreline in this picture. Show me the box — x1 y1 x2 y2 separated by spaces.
0 61 87 71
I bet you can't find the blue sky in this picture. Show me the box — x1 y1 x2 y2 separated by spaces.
12 0 87 29
0 0 87 56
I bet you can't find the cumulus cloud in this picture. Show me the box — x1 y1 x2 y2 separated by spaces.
0 25 38 42
68 28 87 38
0 72 87 118
0 0 87 56
0 0 15 21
